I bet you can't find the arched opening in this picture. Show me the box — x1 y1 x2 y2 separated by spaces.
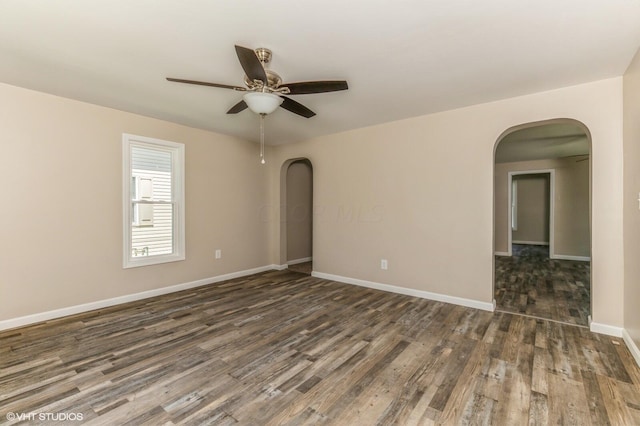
493 119 592 326
279 158 313 274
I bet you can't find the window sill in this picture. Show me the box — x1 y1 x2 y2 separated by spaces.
123 253 185 269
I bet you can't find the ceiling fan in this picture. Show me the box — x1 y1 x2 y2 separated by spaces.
166 45 348 118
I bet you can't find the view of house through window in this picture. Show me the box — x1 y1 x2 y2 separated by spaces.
123 134 185 268
131 146 173 256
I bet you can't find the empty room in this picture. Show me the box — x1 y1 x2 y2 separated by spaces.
2 1 640 425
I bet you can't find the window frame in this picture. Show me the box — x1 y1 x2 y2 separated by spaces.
122 133 185 268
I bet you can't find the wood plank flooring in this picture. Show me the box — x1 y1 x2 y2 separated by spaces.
2 269 638 425
287 262 312 275
495 244 591 326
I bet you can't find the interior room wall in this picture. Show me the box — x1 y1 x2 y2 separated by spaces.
623 47 640 350
0 77 626 332
495 157 590 257
270 77 623 327
0 82 271 322
286 160 313 262
511 174 550 245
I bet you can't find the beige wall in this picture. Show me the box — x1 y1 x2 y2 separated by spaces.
512 174 550 245
494 157 590 257
271 78 623 326
0 77 627 330
286 160 313 262
0 82 271 322
624 48 640 348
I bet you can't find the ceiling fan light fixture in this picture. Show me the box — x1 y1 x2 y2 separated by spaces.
243 92 283 115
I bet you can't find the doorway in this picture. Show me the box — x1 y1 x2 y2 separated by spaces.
494 120 591 326
508 171 553 256
283 159 313 274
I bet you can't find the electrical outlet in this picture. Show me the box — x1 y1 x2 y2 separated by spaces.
381 259 388 270
215 249 222 259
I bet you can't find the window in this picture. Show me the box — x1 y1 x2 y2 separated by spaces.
123 134 185 268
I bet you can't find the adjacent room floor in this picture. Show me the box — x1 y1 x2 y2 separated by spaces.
288 261 312 275
2 269 637 425
494 244 591 326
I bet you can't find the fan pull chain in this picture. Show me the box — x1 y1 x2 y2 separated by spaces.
260 113 266 164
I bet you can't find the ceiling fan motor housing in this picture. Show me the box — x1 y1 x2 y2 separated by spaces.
243 48 283 90
244 69 283 90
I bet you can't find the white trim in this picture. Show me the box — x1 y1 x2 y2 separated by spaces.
494 251 510 256
511 179 518 231
287 257 312 265
623 329 640 368
507 170 555 257
590 322 624 337
0 265 280 332
312 272 495 312
551 254 591 262
512 240 549 246
273 264 288 271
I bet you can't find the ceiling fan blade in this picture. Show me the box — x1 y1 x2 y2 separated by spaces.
283 80 348 95
280 96 316 118
235 45 267 83
166 77 246 91
227 100 248 114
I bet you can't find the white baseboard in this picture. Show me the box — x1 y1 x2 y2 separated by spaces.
0 264 280 332
311 272 494 312
623 329 640 368
273 264 288 271
551 254 591 262
590 322 624 337
512 241 549 246
287 257 312 266
494 251 510 256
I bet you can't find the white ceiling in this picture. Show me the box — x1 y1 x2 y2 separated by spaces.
1 1 639 145
495 122 589 163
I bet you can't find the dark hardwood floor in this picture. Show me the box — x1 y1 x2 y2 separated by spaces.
495 244 591 326
287 261 312 275
2 269 638 425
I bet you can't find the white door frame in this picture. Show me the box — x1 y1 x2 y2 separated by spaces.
507 169 555 257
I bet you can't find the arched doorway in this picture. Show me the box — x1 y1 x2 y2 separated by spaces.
280 158 313 274
493 119 592 326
